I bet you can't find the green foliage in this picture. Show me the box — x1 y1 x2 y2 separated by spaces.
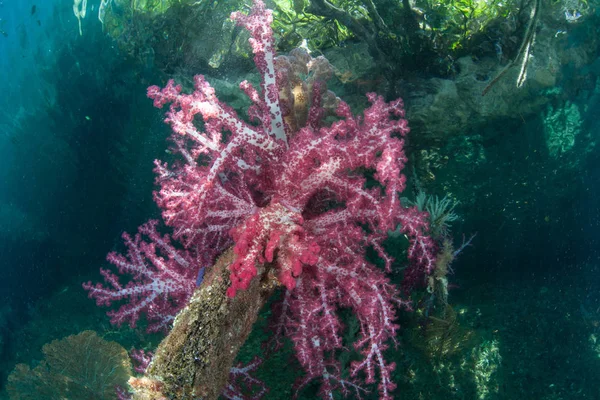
272 0 522 54
412 0 519 51
272 0 355 51
270 0 525 74
98 0 527 76
108 0 183 15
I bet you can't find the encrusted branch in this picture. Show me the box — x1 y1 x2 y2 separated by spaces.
130 249 276 400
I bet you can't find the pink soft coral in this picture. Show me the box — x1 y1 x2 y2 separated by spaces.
85 1 436 398
83 220 198 332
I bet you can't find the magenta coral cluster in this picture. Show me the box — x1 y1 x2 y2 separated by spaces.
84 1 436 398
83 220 198 332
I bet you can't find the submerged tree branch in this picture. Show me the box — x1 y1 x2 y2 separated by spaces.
130 249 276 400
482 0 541 96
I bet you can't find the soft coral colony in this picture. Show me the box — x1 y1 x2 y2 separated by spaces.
83 0 437 398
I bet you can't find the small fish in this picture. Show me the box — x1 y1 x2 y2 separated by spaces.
31 5 36 15
494 42 503 62
85 115 91 121
565 9 582 23
196 267 206 287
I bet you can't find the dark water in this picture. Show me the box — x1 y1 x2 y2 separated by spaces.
0 0 599 399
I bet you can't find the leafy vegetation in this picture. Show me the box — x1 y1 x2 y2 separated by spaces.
98 0 531 77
